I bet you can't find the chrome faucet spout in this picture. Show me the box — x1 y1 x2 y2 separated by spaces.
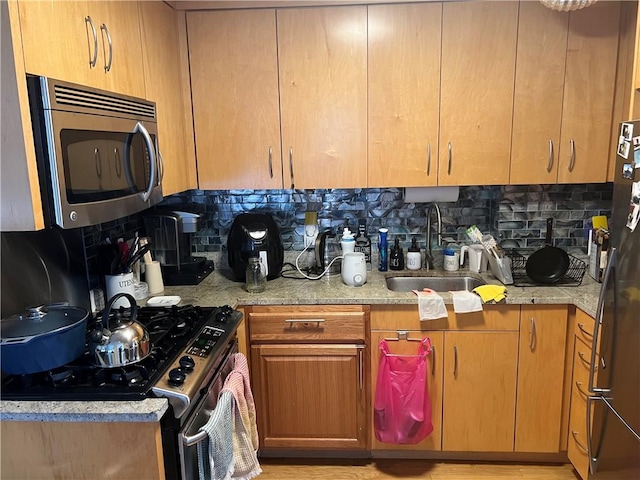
425 203 442 270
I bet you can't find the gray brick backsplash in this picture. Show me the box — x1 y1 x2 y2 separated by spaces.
82 183 612 289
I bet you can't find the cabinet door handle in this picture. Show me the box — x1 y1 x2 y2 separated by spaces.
85 16 98 68
358 348 363 391
100 23 113 72
94 148 102 178
447 142 452 175
288 147 294 189
529 317 536 351
577 323 593 339
426 143 431 176
431 344 436 376
268 146 273 178
568 139 576 172
571 431 588 454
547 140 554 173
453 344 458 378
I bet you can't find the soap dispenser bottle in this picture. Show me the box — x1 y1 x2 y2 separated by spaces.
389 238 404 270
378 228 389 271
407 237 421 270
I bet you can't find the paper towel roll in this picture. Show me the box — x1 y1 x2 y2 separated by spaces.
145 261 164 295
404 187 460 203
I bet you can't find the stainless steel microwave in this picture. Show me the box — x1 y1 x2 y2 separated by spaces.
27 76 163 228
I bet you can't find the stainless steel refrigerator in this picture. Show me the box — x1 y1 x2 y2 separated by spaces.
587 121 640 479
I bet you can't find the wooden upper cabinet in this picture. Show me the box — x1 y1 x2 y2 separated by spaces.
515 305 568 453
367 3 441 188
188 9 282 190
510 2 568 185
18 0 145 98
278 6 367 189
139 1 196 196
557 2 620 184
439 1 518 186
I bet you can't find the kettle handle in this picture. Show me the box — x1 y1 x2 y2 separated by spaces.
101 292 138 330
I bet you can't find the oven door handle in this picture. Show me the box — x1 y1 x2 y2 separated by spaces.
181 429 208 447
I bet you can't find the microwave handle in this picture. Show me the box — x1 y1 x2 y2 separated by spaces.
133 121 156 202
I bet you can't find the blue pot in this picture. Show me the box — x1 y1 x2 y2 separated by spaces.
1 304 88 374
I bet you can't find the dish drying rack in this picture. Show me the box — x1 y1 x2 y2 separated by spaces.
505 251 587 287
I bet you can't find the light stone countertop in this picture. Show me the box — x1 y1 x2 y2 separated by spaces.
1 252 601 423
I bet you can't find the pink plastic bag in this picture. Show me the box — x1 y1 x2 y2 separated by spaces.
374 337 433 444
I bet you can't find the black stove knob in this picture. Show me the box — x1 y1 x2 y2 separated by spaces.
216 305 234 323
179 355 195 371
168 368 186 385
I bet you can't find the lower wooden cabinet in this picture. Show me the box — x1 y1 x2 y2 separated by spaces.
515 305 568 453
567 309 598 480
246 305 369 450
442 330 518 452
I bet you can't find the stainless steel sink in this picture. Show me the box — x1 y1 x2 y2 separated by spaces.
385 275 486 293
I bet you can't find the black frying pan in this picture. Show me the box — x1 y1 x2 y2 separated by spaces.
525 218 570 284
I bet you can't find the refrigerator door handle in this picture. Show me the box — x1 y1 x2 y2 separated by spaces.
589 247 616 395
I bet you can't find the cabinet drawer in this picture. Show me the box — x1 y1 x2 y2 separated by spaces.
247 305 367 343
574 309 596 344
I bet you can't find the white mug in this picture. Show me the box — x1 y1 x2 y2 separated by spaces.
460 245 488 273
104 272 136 308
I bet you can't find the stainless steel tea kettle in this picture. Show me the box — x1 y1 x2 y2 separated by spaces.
314 230 341 275
89 293 150 368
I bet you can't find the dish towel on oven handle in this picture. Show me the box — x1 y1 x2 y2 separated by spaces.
222 353 262 480
374 337 434 445
197 390 234 480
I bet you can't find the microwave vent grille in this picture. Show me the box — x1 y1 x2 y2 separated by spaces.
53 84 155 119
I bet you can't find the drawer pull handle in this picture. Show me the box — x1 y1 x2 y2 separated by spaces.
577 323 593 339
571 431 588 454
575 381 590 398
285 318 325 327
578 351 597 370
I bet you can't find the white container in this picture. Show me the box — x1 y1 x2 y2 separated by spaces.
104 272 136 308
443 249 460 272
341 252 367 287
406 251 421 270
460 244 488 273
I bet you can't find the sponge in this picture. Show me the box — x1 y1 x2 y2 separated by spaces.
472 285 507 303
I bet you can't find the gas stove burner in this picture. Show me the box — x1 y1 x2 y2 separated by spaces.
47 368 75 386
108 367 145 386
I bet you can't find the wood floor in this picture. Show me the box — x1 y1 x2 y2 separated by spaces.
258 458 581 479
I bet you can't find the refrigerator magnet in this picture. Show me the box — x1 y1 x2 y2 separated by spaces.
635 148 640 169
626 203 639 232
621 122 633 141
623 164 634 180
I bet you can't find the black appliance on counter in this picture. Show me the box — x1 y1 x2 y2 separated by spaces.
1 303 243 480
227 213 284 281
143 211 214 285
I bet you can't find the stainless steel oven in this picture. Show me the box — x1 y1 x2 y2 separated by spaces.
27 76 163 228
177 338 238 480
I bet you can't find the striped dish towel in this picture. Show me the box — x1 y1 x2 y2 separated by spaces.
197 390 235 480
232 353 259 450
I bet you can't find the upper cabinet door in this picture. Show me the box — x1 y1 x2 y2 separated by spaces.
557 2 620 184
278 6 367 189
139 1 196 196
18 0 94 86
188 9 283 190
439 2 518 186
19 0 144 98
510 2 568 185
367 3 441 188
92 0 145 98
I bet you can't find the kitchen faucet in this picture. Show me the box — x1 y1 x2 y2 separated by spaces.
424 203 442 270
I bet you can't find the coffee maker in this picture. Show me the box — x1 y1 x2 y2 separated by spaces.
143 211 214 285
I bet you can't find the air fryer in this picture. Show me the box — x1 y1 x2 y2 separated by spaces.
227 213 284 281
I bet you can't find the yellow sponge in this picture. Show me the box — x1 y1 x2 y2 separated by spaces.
473 285 507 303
